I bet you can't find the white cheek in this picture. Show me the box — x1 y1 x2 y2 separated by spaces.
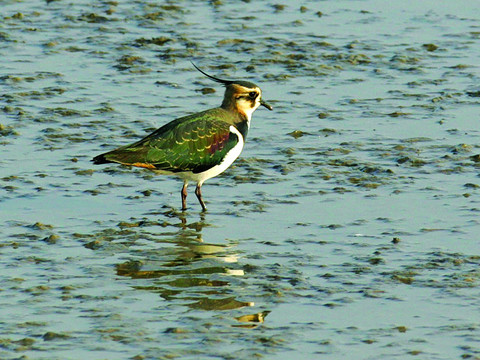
238 99 260 128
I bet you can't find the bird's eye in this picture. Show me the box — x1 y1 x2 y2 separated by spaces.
249 91 257 98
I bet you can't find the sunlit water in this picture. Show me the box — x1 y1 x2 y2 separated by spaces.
1 1 480 359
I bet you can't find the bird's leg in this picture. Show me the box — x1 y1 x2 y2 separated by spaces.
195 183 207 212
181 182 188 211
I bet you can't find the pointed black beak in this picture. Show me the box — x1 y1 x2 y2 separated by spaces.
260 99 273 110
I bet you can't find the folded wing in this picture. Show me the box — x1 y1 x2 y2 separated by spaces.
93 110 239 174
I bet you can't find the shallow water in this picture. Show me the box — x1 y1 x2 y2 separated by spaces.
1 1 480 359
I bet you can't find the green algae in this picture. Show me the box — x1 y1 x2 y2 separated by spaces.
77 13 112 23
196 87 216 95
422 43 439 52
0 124 19 137
114 55 146 70
42 332 71 341
287 130 307 139
134 36 173 47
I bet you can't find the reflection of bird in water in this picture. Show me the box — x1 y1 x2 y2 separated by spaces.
92 63 272 211
116 235 243 277
115 232 250 310
168 238 241 270
114 214 266 313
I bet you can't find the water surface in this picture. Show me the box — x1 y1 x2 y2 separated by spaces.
1 1 480 359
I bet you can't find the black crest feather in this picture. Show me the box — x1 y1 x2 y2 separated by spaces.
191 62 233 86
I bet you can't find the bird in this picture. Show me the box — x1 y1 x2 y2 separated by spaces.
92 63 273 211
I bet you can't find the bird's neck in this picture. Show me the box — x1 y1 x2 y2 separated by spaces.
219 103 250 139
235 120 249 140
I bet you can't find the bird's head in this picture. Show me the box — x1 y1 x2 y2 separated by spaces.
192 63 272 122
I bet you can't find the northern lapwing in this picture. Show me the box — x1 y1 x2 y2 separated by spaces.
92 63 273 211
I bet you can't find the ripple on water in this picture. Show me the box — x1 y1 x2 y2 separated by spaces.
1 1 480 359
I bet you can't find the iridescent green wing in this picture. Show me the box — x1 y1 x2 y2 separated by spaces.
101 109 240 173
